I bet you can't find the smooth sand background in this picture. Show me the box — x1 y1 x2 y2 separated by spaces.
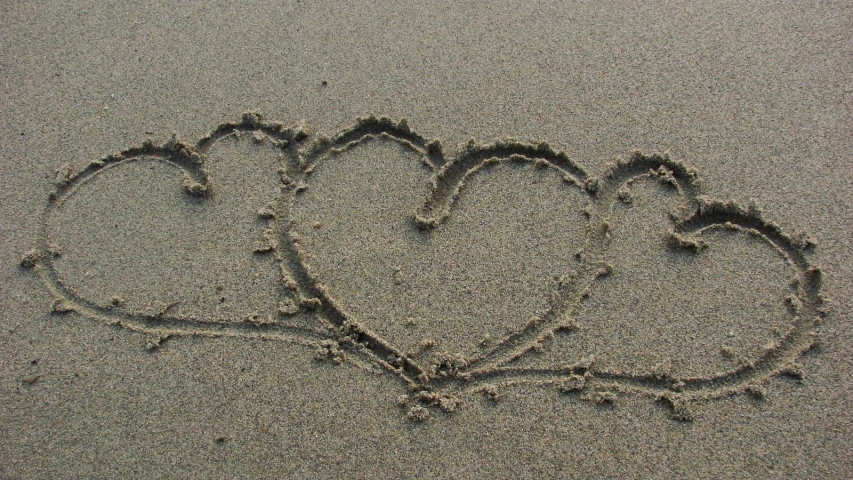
2 1 851 478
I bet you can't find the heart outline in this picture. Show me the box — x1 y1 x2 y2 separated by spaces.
24 113 827 420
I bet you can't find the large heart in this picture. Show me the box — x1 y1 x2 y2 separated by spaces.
289 130 590 366
29 114 824 414
283 119 823 399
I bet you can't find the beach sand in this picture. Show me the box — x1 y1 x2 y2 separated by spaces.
1 1 851 478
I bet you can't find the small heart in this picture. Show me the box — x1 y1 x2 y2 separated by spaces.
44 127 292 328
517 173 800 379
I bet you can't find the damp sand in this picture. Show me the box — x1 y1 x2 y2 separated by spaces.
1 2 851 478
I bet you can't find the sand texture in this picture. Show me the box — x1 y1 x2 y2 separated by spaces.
2 1 851 478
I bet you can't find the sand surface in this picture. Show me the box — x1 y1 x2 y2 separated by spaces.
2 1 851 478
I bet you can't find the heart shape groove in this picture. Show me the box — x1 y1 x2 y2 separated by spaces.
26 113 826 420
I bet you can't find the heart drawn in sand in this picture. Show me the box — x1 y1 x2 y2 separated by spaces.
25 113 826 420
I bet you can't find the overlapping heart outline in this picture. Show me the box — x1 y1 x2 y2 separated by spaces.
24 113 827 420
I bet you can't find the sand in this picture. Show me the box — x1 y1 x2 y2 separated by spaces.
2 1 851 478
